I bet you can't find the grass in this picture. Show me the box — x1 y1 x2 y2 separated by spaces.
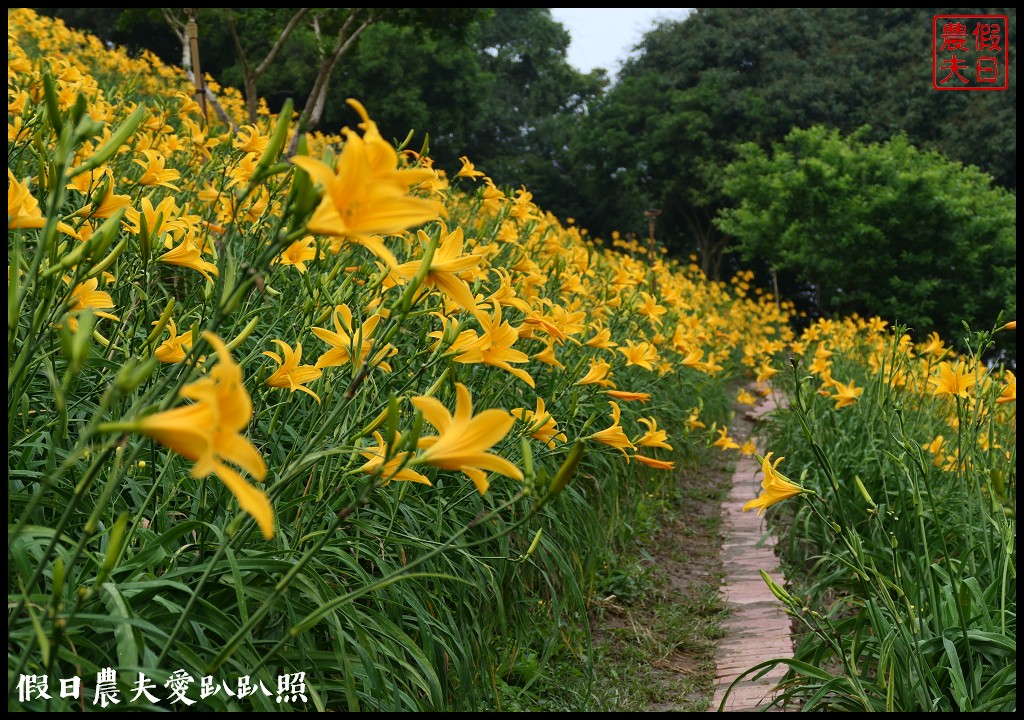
491 443 733 712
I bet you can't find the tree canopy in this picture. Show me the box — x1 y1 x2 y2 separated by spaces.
569 8 1016 278
716 125 1016 346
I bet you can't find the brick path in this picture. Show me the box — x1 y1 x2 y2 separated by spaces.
709 393 793 712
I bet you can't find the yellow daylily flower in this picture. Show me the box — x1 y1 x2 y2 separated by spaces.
917 331 949 360
831 380 863 409
158 238 219 283
124 195 187 246
154 318 195 363
312 304 394 372
75 180 131 220
635 417 672 450
736 388 758 405
577 360 614 388
679 346 709 373
928 361 977 398
712 426 740 451
532 340 565 369
922 435 945 465
64 277 119 331
520 310 571 344
755 363 779 384
633 455 675 470
390 224 481 313
510 185 538 221
131 332 273 539
443 301 535 387
808 354 831 376
263 340 322 403
65 165 111 195
587 401 636 455
617 339 659 371
605 390 651 403
274 236 318 273
702 352 725 376
455 155 485 180
742 452 809 516
512 397 567 449
133 149 181 190
226 152 260 189
8 170 80 238
865 317 888 334
636 292 667 325
233 124 269 154
480 178 505 213
585 326 618 350
289 99 442 253
685 407 706 432
359 431 431 486
485 267 532 313
411 383 522 495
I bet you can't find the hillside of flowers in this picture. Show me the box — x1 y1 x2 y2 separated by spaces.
8 8 793 711
8 8 1014 712
734 314 1016 712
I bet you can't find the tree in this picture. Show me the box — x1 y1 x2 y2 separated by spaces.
464 9 606 193
324 18 489 163
284 9 375 154
716 126 1017 347
225 8 310 124
571 8 1016 277
150 8 237 130
330 8 605 205
38 8 600 205
207 8 481 154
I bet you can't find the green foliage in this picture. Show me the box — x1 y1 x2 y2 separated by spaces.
41 7 1015 304
570 8 1015 278
717 126 1016 351
335 9 606 205
734 324 1016 711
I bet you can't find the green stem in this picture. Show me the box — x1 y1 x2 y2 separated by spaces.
156 470 380 669
242 490 532 676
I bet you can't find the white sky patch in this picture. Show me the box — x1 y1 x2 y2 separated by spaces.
550 8 695 80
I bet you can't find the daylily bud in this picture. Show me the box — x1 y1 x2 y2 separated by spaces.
540 441 585 506
64 308 95 377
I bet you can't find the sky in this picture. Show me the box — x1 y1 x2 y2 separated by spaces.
549 8 695 80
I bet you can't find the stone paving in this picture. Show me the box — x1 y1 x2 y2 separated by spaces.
709 393 793 712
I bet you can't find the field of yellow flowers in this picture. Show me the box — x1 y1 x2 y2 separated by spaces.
8 8 1014 712
731 315 1015 711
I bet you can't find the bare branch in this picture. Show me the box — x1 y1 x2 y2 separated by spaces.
224 9 253 80
310 13 323 52
331 11 358 52
330 15 371 67
253 9 311 78
286 10 374 156
149 10 242 133
160 8 187 42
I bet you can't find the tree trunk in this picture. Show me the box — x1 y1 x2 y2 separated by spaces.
681 206 728 281
226 8 310 124
162 8 238 132
286 10 374 156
